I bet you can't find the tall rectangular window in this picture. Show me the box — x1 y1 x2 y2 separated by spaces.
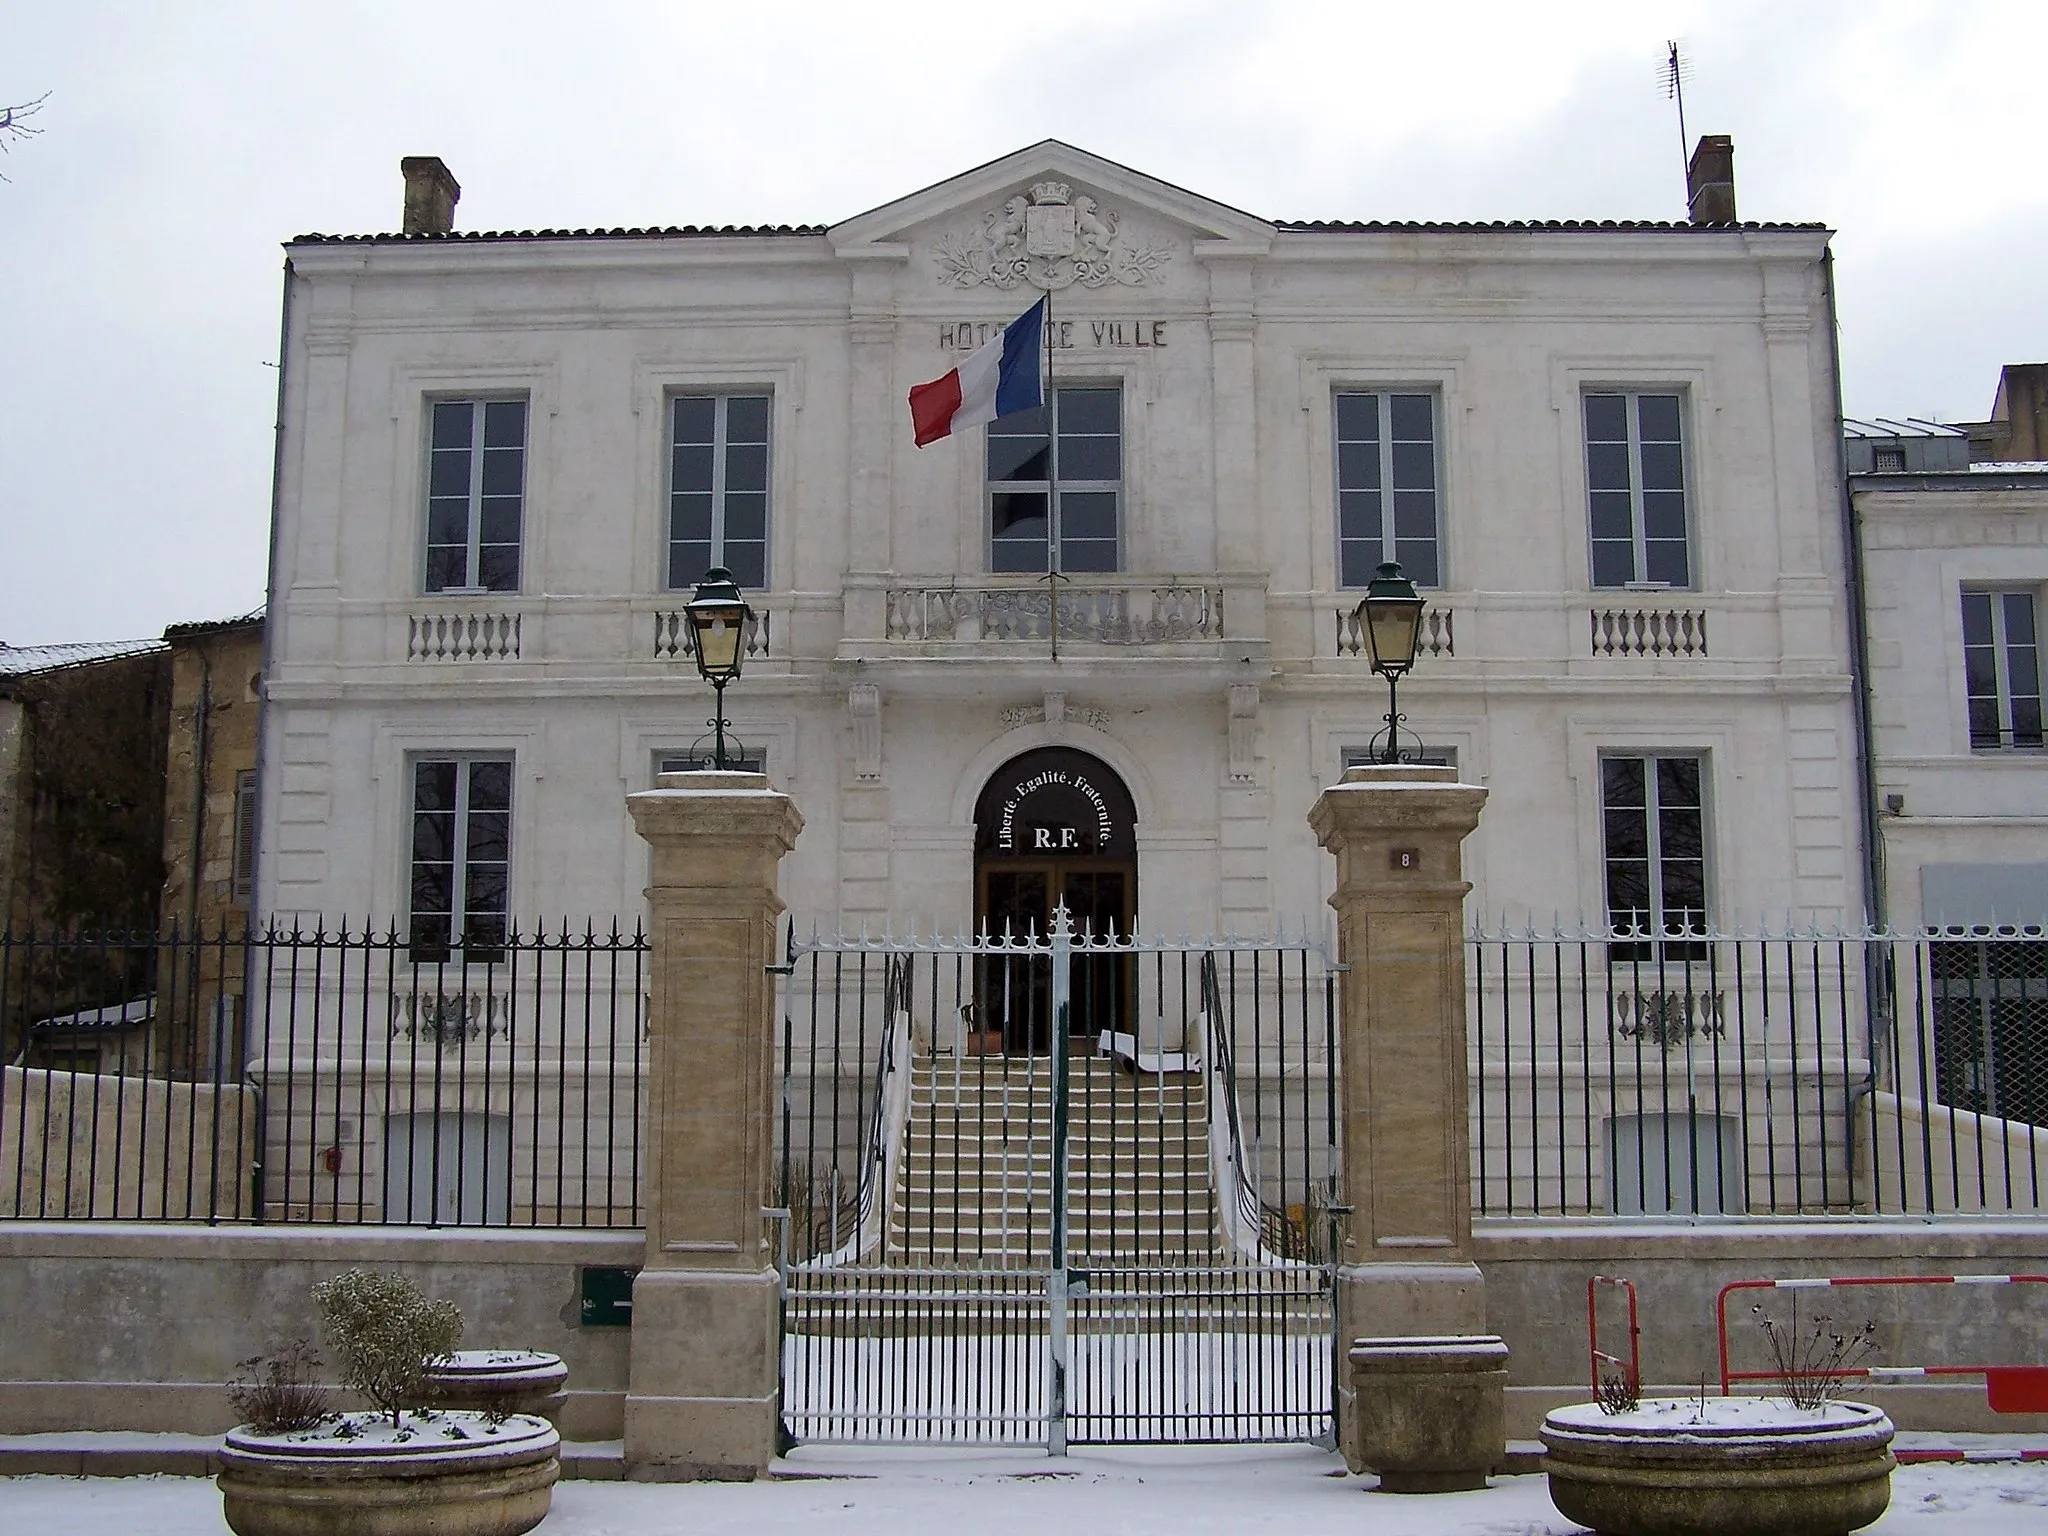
1585 391 1689 588
1600 754 1707 956
425 399 526 593
409 757 512 962
1963 590 2043 750
668 394 770 590
1336 391 1440 587
988 386 1121 574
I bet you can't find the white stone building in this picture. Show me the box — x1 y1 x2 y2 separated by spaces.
260 141 1863 954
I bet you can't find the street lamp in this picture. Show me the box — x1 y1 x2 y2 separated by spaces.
1354 561 1426 764
683 567 757 770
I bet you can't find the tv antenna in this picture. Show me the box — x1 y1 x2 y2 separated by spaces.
1661 41 1693 194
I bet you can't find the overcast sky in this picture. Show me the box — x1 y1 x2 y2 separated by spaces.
3 0 2043 647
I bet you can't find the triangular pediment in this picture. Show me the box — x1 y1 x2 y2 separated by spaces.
830 141 1274 288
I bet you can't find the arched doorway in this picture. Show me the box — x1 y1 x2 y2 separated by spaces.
972 747 1137 1053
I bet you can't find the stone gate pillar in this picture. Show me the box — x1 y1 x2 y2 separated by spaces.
624 770 803 1480
1308 762 1488 1466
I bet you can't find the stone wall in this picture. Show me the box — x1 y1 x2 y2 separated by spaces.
0 1225 640 1440
160 620 263 936
1478 1223 2048 1436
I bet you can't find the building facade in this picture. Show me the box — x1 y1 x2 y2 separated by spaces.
261 142 1861 958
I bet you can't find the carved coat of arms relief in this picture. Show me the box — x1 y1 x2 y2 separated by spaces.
933 180 1174 292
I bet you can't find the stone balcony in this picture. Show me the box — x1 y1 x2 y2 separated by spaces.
837 573 1272 689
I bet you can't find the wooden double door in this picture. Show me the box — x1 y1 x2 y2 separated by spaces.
974 858 1135 1054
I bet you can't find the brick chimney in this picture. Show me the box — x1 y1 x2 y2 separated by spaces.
400 156 461 236
1686 136 1736 225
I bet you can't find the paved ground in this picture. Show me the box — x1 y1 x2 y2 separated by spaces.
5 1443 2048 1533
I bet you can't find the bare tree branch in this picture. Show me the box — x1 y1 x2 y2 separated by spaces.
0 92 50 180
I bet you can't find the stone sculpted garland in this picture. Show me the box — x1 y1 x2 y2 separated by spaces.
933 180 1174 291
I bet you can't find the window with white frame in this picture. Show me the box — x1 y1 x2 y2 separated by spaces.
408 756 512 961
1336 391 1440 587
1600 754 1708 957
1963 590 2044 750
425 399 527 593
668 394 770 591
988 386 1121 573
1584 391 1690 589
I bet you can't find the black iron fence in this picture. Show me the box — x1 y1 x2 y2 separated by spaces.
1470 922 2048 1219
1 920 646 1225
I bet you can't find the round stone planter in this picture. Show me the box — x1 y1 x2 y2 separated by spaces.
1349 1334 1510 1493
425 1350 569 1423
1540 1396 1895 1536
217 1410 559 1536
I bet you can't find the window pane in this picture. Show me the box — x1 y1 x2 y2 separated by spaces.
1058 388 1120 436
723 492 767 543
1962 592 1994 647
411 812 453 864
668 541 713 590
482 400 526 448
1656 755 1701 808
1394 538 1439 588
1058 434 1120 482
477 545 519 591
465 865 508 918
671 444 715 492
1389 393 1434 442
467 760 512 809
431 401 475 450
1635 393 1682 443
480 448 522 497
1586 442 1632 492
1644 537 1690 588
1584 394 1628 443
1335 392 1379 441
671 396 716 444
1060 538 1119 573
2004 592 2038 647
479 497 521 545
414 761 459 813
427 498 470 546
1337 441 1381 490
991 491 1049 572
1390 441 1435 491
670 492 713 543
424 548 468 593
725 442 769 494
1392 490 1435 540
1602 756 1646 808
987 426 1051 483
1339 536 1381 589
722 541 767 590
725 394 770 442
1591 540 1636 589
429 451 471 497
1059 491 1117 541
1638 442 1685 492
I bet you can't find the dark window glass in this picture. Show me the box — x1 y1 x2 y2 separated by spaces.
1584 392 1688 588
986 388 1119 573
424 399 525 593
1602 753 1709 960
668 394 772 591
409 758 511 962
1337 391 1440 588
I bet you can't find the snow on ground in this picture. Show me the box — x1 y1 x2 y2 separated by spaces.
7 1445 2048 1534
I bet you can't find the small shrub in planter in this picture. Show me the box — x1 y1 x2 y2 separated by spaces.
217 1270 558 1536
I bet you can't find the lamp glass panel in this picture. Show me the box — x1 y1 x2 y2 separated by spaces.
1364 602 1423 672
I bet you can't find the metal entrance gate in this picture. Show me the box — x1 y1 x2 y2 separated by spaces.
774 910 1341 1449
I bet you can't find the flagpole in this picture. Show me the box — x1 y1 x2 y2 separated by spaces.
1042 284 1062 664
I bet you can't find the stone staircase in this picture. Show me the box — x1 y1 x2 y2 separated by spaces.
886 1053 1222 1266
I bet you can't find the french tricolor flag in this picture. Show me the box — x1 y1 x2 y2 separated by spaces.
909 297 1046 447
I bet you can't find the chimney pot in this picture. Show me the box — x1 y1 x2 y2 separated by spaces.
400 156 461 236
1686 135 1736 225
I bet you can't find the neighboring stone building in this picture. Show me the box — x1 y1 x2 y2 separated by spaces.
158 609 267 1079
1849 400 2048 1130
261 140 1863 943
160 610 266 937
